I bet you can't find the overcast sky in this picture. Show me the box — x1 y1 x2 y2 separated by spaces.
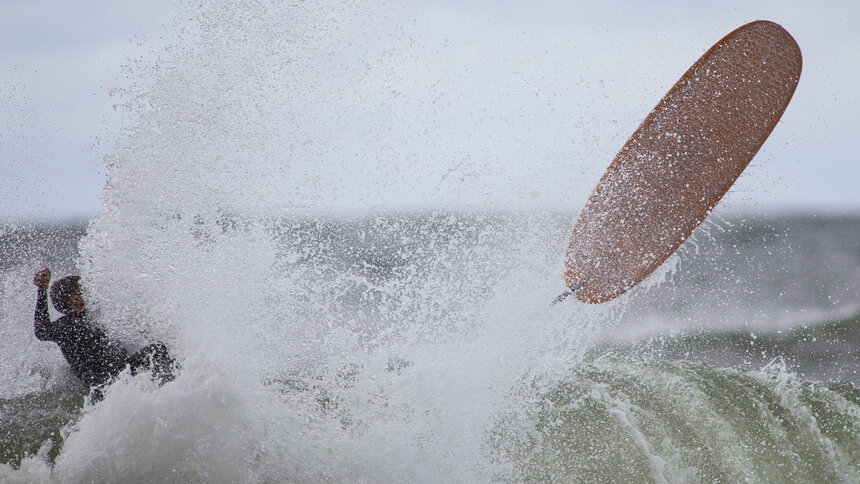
2 0 859 222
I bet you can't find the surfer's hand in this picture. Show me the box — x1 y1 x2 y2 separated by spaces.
34 268 51 290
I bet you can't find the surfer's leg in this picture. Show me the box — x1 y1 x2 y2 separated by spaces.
128 343 177 384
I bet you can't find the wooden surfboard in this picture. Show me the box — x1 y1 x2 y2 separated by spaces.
564 20 802 304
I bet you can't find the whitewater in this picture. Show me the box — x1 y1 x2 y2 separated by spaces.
2 1 860 482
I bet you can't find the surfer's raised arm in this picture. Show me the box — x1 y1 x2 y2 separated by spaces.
33 268 55 341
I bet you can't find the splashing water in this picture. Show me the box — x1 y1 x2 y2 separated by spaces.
3 1 599 480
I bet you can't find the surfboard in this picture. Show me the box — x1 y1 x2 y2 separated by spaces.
563 20 802 304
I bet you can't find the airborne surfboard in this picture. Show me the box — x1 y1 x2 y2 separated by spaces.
560 20 802 304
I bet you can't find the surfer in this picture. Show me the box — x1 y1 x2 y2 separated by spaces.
32 268 176 390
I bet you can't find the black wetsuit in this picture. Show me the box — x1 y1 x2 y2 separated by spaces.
34 289 175 387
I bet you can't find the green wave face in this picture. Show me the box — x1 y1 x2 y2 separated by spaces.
0 384 87 469
491 356 860 483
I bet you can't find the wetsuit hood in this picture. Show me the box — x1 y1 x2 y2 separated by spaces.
50 275 82 315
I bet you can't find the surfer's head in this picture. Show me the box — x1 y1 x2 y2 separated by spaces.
50 275 85 315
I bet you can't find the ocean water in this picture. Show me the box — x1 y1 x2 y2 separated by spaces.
3 0 860 481
2 215 859 482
